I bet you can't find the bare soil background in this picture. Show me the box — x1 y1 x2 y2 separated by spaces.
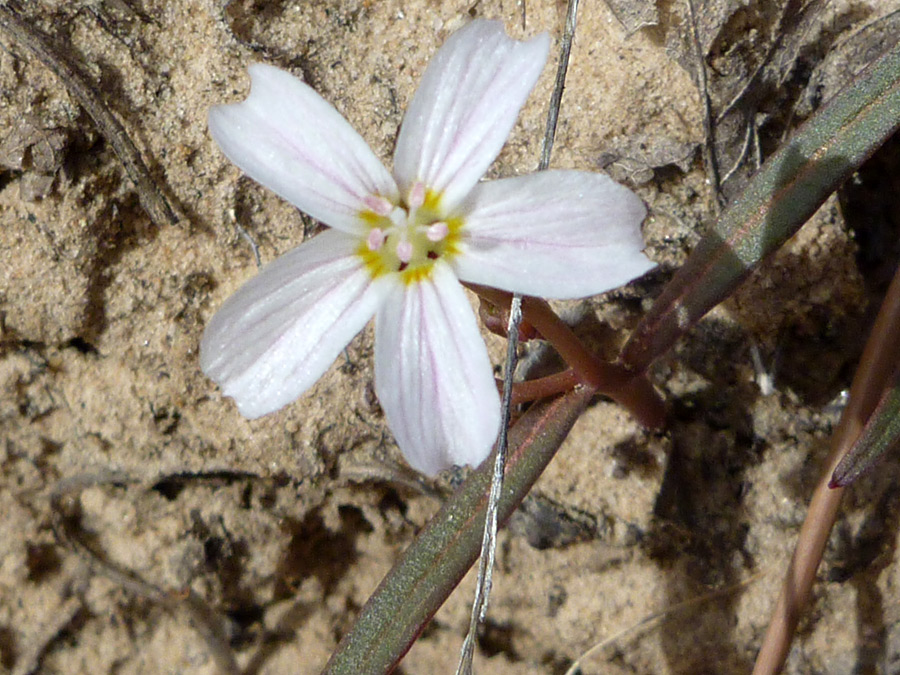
2 0 900 673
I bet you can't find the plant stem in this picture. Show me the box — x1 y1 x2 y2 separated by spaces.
508 370 580 406
323 387 595 675
752 260 900 674
468 284 666 429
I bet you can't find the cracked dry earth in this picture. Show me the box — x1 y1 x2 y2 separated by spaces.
2 0 900 673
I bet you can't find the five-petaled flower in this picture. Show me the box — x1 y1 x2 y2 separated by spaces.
201 19 654 475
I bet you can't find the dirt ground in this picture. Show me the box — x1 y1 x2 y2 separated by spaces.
2 0 900 673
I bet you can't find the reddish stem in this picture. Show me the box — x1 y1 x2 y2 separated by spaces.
752 261 900 674
468 284 665 429
501 370 580 407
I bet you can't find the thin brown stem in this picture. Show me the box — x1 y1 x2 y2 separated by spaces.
753 261 900 674
469 284 666 429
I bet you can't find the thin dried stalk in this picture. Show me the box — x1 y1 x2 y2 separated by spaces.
457 4 582 670
0 3 178 227
323 387 596 675
752 258 900 674
684 0 723 207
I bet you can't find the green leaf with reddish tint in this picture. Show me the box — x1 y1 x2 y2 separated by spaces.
322 386 594 675
831 371 900 487
622 41 900 374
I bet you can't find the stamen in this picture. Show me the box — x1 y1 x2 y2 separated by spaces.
426 221 449 242
367 228 386 251
396 239 413 263
408 182 426 210
363 195 394 216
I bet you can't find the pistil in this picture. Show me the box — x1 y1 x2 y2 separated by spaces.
396 239 413 263
426 222 449 242
358 188 460 282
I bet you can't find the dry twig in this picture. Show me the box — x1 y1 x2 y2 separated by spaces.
0 3 178 227
684 0 723 209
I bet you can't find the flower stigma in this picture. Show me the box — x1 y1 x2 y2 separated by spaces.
357 182 463 284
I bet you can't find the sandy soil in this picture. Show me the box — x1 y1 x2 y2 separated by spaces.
2 0 900 673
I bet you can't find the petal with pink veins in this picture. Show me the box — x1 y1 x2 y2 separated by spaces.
201 229 391 418
392 20 549 212
374 262 500 475
209 64 398 235
453 170 655 298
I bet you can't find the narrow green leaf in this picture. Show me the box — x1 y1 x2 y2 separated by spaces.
831 371 900 487
622 41 900 374
322 386 594 675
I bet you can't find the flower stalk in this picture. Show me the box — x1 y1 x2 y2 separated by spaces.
470 284 665 429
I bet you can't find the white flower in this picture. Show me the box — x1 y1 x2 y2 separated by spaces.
200 19 654 475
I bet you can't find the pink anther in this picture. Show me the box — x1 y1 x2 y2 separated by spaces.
367 228 386 251
363 195 394 216
408 182 426 210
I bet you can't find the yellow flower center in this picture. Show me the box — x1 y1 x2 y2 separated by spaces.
357 183 463 284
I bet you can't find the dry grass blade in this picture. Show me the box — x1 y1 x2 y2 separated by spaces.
831 368 900 486
684 0 723 208
0 3 178 228
622 39 900 375
457 4 581 671
565 574 760 675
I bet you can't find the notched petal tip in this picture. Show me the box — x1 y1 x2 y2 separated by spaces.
393 19 551 211
208 63 397 234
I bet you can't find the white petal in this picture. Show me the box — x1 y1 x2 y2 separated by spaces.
453 171 656 298
200 229 389 418
209 64 398 234
374 262 500 475
393 20 550 212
